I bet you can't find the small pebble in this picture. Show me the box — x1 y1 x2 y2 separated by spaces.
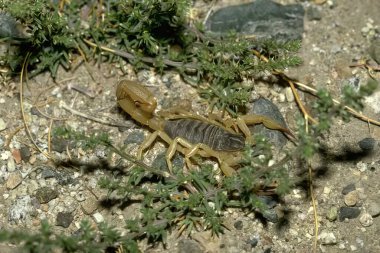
35 187 59 204
356 161 367 172
339 207 361 221
93 212 104 223
344 191 359 206
358 137 376 152
326 207 338 221
319 231 337 245
81 196 98 215
6 171 23 190
41 168 56 179
0 118 6 131
19 146 31 162
74 191 86 202
247 237 259 248
7 157 16 172
359 213 373 227
342 183 356 195
56 212 74 228
284 87 294 102
367 201 380 217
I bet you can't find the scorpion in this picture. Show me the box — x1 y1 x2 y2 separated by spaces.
116 79 293 176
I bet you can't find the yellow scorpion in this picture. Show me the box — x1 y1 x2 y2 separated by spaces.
116 80 293 176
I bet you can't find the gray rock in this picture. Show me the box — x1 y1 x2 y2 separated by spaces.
306 6 322 21
247 237 259 248
358 137 377 152
124 131 145 145
41 168 56 179
8 195 33 222
56 212 73 228
262 209 278 223
0 13 31 39
234 220 243 230
250 98 289 147
369 39 380 64
178 239 203 253
56 172 76 186
51 138 69 153
152 152 184 171
19 146 31 162
338 207 361 221
367 201 380 217
342 183 356 195
35 187 59 204
205 0 304 41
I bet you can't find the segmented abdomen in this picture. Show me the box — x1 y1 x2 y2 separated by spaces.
163 119 245 151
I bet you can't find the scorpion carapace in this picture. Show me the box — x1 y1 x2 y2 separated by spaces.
116 79 293 176
164 118 245 151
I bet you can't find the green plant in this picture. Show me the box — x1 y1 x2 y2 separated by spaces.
1 0 301 113
1 0 378 252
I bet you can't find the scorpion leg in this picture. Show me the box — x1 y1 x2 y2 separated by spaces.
186 144 237 176
166 138 237 176
138 131 192 173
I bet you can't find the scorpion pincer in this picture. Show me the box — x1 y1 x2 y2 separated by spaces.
116 79 293 176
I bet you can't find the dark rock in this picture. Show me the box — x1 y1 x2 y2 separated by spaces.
258 196 278 209
306 6 322 21
338 207 361 221
56 172 76 186
264 248 272 253
250 98 288 147
345 77 360 92
247 237 259 248
51 138 70 153
342 183 356 195
369 39 380 64
124 131 145 145
41 168 56 179
177 239 203 253
30 107 43 116
35 187 59 204
152 152 184 171
262 209 278 223
234 220 243 230
19 146 31 162
56 212 73 228
358 137 376 152
206 0 304 41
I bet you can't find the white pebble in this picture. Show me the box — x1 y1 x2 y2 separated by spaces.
359 213 373 227
284 87 294 102
319 231 337 245
93 212 104 223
